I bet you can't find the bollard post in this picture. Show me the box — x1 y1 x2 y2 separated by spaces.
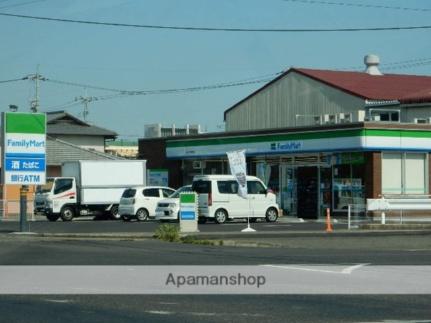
325 207 333 233
347 204 351 230
381 211 386 225
19 185 29 232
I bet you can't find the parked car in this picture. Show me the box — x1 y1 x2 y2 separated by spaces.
155 185 193 222
191 175 279 224
119 186 175 221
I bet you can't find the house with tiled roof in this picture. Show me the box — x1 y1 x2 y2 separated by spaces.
142 55 431 219
47 111 117 153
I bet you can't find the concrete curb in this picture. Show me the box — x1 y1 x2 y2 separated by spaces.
36 232 154 239
360 224 431 230
3 228 428 241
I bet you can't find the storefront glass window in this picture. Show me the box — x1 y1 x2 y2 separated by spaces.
332 153 365 211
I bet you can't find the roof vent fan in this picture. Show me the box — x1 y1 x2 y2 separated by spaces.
364 54 383 76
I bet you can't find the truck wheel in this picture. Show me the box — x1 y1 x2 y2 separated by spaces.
60 206 75 222
214 209 228 224
110 205 120 220
46 213 60 222
265 207 278 222
136 208 149 221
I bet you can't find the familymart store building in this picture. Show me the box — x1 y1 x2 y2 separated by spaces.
166 122 431 219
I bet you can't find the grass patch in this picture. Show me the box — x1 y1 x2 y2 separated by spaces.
154 225 224 246
154 224 180 242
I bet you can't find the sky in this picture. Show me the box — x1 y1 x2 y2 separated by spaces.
0 0 430 139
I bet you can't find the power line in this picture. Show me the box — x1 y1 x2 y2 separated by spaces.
44 73 282 111
337 57 431 71
283 0 431 12
45 78 127 93
0 0 47 10
1 11 431 32
0 77 25 84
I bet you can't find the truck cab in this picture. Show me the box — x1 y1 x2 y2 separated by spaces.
35 177 77 221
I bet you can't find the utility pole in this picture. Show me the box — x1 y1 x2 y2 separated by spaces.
75 90 97 121
26 66 45 112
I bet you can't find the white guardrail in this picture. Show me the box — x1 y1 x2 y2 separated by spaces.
367 195 431 224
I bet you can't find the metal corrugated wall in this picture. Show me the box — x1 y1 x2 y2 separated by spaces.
225 72 365 131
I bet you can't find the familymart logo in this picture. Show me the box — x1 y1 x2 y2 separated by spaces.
270 141 302 151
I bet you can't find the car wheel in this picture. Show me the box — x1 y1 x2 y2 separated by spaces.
121 214 131 222
136 208 149 221
110 205 120 220
214 209 228 224
60 206 75 222
265 207 278 223
46 213 60 222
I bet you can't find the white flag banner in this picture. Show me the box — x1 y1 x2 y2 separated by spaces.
227 149 248 199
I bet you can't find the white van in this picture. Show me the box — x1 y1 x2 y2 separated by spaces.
191 175 279 224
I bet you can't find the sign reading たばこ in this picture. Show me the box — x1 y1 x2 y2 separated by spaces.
2 112 46 185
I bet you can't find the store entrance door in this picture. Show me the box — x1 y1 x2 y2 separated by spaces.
297 167 318 219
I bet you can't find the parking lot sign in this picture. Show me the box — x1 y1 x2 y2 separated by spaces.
2 112 46 185
179 192 199 233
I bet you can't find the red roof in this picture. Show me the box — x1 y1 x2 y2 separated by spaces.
295 68 431 103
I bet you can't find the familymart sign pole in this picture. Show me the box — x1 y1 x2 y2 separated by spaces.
2 112 46 232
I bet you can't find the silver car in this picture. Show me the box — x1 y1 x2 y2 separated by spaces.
155 185 193 222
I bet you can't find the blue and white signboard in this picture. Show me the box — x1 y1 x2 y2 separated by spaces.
2 112 47 185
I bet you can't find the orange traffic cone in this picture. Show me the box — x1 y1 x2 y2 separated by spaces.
326 208 333 233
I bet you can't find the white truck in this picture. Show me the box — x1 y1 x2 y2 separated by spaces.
34 160 146 221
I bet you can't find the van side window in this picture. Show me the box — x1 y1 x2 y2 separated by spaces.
53 178 73 195
192 181 211 194
247 181 266 194
143 188 160 197
218 181 238 194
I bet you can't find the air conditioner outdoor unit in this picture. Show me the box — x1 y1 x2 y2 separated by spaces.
192 160 205 169
338 113 352 123
322 114 330 123
371 115 380 121
414 118 428 124
328 114 336 124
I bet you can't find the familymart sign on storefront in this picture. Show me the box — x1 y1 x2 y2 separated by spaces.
2 112 46 185
166 128 431 158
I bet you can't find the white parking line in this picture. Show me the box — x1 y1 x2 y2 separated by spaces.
262 263 369 275
44 299 73 304
146 310 173 315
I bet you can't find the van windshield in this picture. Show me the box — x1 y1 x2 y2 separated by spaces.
122 188 136 198
170 186 192 198
36 178 54 193
191 180 211 194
